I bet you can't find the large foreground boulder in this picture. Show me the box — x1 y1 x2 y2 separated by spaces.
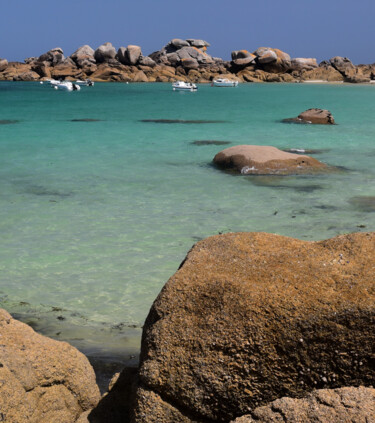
231 386 375 422
283 108 335 124
213 145 328 175
0 308 100 422
131 231 375 422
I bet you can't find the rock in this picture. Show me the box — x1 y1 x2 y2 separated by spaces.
0 309 100 422
94 42 117 63
230 387 375 423
71 45 96 68
330 56 355 74
284 108 335 124
116 45 141 66
299 65 344 82
186 39 210 48
51 63 79 79
13 70 40 81
171 39 190 49
290 58 318 70
133 70 148 82
139 56 156 67
180 58 199 70
0 58 8 72
254 47 278 64
213 145 327 175
253 47 291 72
38 47 65 65
132 231 375 422
231 50 256 67
126 45 142 65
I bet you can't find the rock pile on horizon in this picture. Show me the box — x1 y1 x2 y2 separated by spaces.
1 40 374 83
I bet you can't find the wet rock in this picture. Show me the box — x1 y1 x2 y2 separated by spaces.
283 108 335 124
213 145 328 175
230 387 375 423
131 231 375 422
0 309 100 422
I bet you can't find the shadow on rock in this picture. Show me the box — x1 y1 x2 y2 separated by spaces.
87 367 138 423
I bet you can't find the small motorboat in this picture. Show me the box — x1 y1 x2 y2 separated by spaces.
75 79 94 87
53 81 81 91
212 78 239 87
172 81 198 91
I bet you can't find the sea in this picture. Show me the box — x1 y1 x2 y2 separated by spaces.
1 81 375 385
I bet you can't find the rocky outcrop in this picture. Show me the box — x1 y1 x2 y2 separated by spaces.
0 308 100 422
283 108 335 124
290 57 318 70
94 42 117 63
1 41 374 84
70 45 96 68
131 231 375 422
0 58 8 72
38 47 65 65
231 387 375 423
213 145 328 175
329 56 371 83
117 45 142 65
149 38 217 68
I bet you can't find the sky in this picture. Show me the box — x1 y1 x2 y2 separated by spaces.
1 0 374 65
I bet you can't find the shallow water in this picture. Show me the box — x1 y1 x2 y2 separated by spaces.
1 81 375 369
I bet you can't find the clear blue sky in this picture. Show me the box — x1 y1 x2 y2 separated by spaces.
1 0 374 64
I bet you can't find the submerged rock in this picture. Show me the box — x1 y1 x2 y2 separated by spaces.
349 196 375 212
213 145 328 175
283 108 335 124
0 309 100 422
131 231 375 422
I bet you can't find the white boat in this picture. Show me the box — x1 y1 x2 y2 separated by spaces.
53 81 81 91
75 79 94 87
212 78 239 87
172 81 198 91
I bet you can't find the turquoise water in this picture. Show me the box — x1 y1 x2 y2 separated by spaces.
1 81 375 365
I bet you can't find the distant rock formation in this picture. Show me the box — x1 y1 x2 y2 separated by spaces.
0 41 374 84
129 231 375 422
213 145 328 175
0 308 100 422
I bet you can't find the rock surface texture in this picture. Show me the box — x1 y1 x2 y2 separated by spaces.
131 231 375 423
213 145 328 175
0 308 100 423
230 386 375 422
